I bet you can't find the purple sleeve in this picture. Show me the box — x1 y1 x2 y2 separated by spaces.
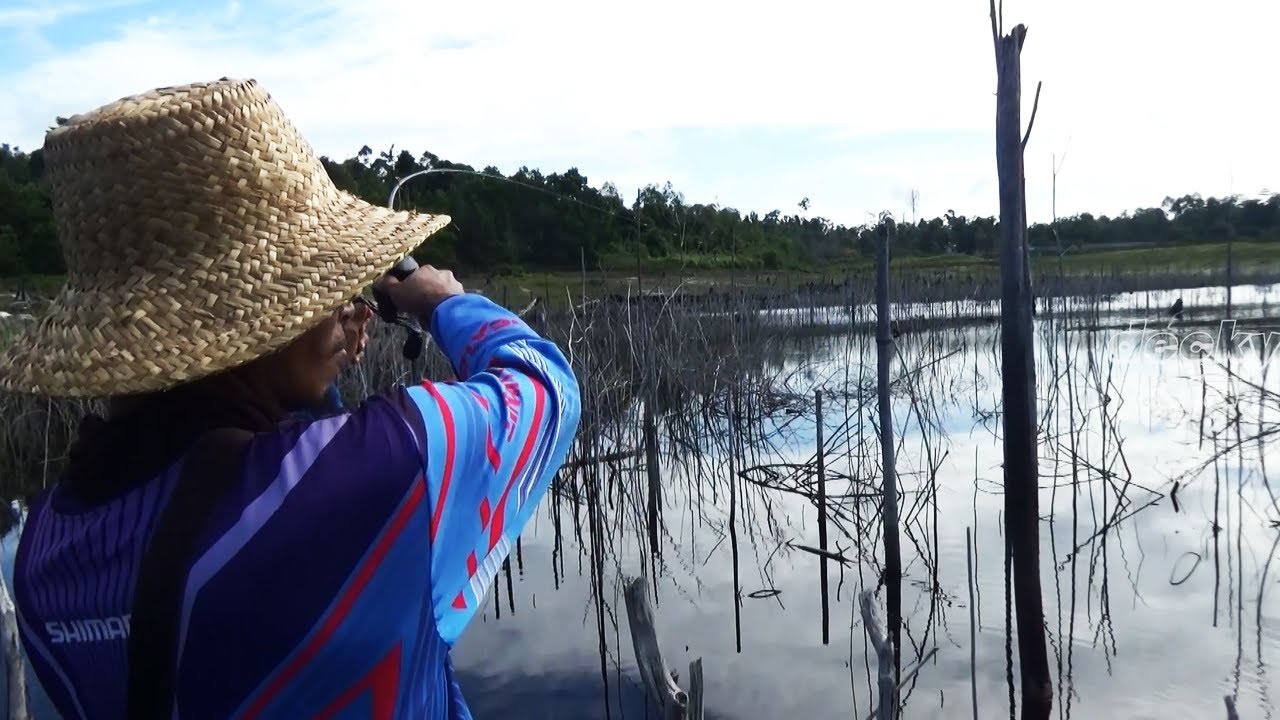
395 293 580 644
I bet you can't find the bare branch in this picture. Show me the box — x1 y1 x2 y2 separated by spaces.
989 0 999 53
1022 80 1043 151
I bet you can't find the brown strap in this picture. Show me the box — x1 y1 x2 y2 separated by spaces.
127 427 254 718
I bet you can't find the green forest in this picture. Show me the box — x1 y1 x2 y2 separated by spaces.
2 141 1278 278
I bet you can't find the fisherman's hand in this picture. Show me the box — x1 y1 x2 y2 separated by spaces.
343 300 374 364
375 264 465 323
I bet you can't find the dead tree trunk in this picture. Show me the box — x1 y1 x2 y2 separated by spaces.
1 569 28 720
990 5 1053 719
644 398 662 559
816 390 830 645
875 217 903 682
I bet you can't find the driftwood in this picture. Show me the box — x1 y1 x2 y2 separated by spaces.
1 568 28 720
860 590 942 720
624 574 704 720
990 1 1053 717
516 296 540 318
860 590 897 720
863 647 940 720
791 542 850 566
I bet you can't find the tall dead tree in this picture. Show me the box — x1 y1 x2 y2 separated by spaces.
990 3 1053 719
875 216 903 681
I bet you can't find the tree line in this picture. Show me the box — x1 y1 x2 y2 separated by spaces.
2 141 1277 278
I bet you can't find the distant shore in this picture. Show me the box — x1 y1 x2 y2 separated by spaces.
3 240 1277 313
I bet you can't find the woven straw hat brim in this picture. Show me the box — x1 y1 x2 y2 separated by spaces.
0 78 451 398
0 200 449 398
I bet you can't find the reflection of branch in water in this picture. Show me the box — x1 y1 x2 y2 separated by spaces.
1233 392 1245 706
588 457 615 720
1079 311 1152 692
1228 444 1235 630
889 332 954 705
1255 532 1278 716
1256 369 1277 713
1060 321 1139 713
1060 487 1163 564
1047 394 1066 720
729 389 742 655
1066 385 1080 720
1215 432 1224 628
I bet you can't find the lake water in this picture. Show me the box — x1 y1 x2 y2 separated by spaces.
5 283 1280 719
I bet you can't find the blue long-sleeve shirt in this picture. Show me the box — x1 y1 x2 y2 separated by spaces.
13 293 582 719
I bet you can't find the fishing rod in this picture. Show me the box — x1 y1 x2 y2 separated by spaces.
369 159 729 360
370 165 622 360
371 164 659 361
387 166 647 225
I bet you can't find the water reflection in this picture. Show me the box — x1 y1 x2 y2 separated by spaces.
449 285 1280 719
4 283 1280 719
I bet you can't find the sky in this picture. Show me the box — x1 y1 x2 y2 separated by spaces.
0 0 1276 229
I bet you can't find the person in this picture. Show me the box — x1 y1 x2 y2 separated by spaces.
0 78 581 719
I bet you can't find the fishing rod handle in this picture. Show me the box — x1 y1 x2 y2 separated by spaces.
388 256 419 281
390 257 426 359
372 256 421 322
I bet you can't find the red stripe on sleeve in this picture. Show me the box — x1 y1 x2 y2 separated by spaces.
422 382 458 542
485 429 501 472
487 378 548 551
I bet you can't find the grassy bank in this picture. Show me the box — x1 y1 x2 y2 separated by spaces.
1051 241 1280 274
3 241 1277 311
467 241 1280 308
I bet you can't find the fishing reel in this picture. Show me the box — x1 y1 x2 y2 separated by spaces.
365 256 425 360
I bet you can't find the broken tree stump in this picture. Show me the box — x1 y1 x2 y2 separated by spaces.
624 574 705 720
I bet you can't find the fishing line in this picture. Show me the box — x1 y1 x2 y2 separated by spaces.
388 166 669 235
369 166 605 360
372 161 774 358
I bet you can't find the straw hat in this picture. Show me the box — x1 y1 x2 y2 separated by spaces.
0 78 449 398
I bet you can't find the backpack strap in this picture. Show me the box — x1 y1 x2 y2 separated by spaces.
127 427 254 718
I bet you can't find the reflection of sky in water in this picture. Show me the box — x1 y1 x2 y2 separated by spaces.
450 286 1280 719
4 284 1280 718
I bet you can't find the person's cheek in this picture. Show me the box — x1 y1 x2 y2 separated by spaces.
324 322 346 376
301 321 338 402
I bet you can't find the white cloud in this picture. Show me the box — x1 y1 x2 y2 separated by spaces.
1 0 1276 226
0 0 148 29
